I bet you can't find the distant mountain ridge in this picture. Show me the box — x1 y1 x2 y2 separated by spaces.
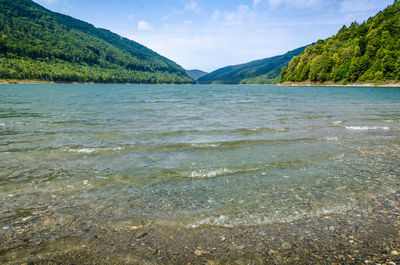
197 45 309 84
185 69 208 80
280 0 400 84
0 0 194 83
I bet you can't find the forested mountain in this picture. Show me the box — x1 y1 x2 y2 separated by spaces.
280 0 400 84
185 69 208 80
0 0 194 83
197 46 309 84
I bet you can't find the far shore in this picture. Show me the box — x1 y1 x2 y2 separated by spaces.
0 79 191 85
279 81 400 87
0 79 88 84
2 79 400 87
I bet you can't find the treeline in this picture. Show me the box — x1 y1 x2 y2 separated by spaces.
0 0 194 84
0 57 193 83
280 0 400 84
197 46 307 84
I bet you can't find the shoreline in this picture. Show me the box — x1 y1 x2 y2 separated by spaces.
279 81 400 87
0 79 193 85
2 79 400 87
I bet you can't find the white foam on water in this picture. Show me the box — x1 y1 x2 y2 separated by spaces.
185 168 232 178
3 226 10 230
187 204 354 228
21 216 33 222
326 137 339 141
333 121 343 125
0 122 5 126
62 148 96 153
183 165 264 179
83 180 88 185
333 153 345 160
63 147 123 153
384 120 395 123
187 215 230 228
190 143 220 148
345 126 390 130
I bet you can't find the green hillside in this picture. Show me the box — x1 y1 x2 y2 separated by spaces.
197 46 309 84
280 0 400 84
185 69 208 81
0 0 194 84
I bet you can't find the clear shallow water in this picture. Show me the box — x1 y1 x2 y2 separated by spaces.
0 84 399 239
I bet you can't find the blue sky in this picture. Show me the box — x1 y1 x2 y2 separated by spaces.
33 0 393 72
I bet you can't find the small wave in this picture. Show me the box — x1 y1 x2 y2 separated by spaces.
333 121 343 125
149 129 202 138
232 127 289 134
178 153 348 179
183 167 257 178
0 122 5 126
190 143 221 148
148 127 289 139
21 216 34 222
147 138 320 153
326 137 339 141
187 204 354 228
384 120 395 123
65 148 97 153
62 147 123 153
345 126 390 130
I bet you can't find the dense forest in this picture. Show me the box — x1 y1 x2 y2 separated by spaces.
280 0 400 84
0 0 194 84
185 69 208 81
197 46 308 84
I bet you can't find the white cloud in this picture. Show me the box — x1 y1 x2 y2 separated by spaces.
268 0 320 8
212 10 220 20
130 19 294 72
253 0 262 8
339 0 378 14
224 5 252 25
137 21 154 31
185 1 201 13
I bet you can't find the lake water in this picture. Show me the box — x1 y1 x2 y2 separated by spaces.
1 84 399 253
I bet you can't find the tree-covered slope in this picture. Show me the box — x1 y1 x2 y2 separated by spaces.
185 69 208 81
280 0 400 84
0 0 194 83
197 46 309 84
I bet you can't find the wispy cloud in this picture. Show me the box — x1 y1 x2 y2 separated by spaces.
268 0 320 8
253 0 262 8
185 1 201 13
339 0 380 14
211 10 220 21
223 5 253 25
137 21 154 31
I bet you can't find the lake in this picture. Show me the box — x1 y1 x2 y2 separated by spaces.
1 84 399 263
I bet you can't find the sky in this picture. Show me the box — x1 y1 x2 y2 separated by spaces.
32 0 394 72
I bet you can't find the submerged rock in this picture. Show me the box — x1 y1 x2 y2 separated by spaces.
281 242 292 250
195 249 209 256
